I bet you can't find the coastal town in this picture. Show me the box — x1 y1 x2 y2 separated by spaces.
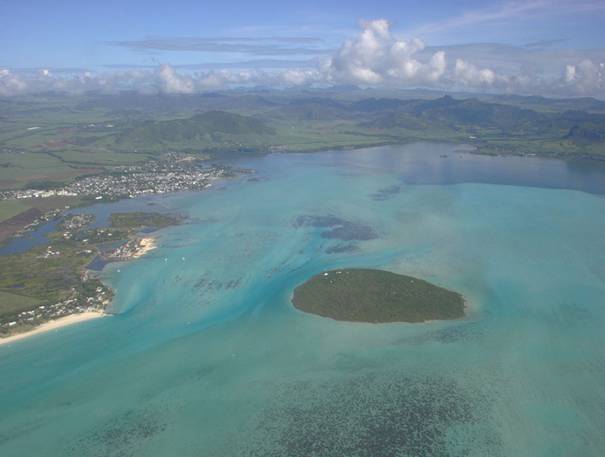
0 155 252 249
0 231 163 337
0 154 247 340
0 156 249 202
0 278 113 337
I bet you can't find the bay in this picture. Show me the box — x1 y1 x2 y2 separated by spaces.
1 143 605 456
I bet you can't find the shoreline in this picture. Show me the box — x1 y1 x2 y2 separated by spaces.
0 235 157 345
132 236 157 258
0 311 106 346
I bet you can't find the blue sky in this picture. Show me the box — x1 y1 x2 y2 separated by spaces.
2 0 604 69
1 0 604 96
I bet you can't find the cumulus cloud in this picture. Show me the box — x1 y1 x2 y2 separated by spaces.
0 69 28 96
279 68 322 85
158 64 195 93
453 59 498 86
561 59 604 95
1 19 604 98
324 20 508 91
326 19 447 85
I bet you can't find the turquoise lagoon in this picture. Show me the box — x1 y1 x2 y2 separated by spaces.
1 143 605 456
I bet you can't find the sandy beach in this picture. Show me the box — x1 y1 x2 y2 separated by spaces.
132 237 157 258
0 311 106 346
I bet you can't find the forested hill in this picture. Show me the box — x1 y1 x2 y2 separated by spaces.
117 111 275 148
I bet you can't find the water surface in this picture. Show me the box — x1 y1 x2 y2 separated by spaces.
1 143 605 457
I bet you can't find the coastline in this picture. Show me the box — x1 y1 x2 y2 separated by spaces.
0 235 156 346
132 236 157 258
0 311 106 346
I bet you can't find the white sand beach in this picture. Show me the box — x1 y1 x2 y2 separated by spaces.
132 237 157 258
0 311 106 346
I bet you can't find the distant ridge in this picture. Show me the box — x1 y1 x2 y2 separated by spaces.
117 110 275 146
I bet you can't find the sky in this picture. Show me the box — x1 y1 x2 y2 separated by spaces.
1 0 604 97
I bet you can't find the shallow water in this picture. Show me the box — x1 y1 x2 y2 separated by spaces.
0 219 58 255
0 194 181 255
1 143 605 456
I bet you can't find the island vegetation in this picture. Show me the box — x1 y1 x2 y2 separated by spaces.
110 211 180 229
292 268 465 323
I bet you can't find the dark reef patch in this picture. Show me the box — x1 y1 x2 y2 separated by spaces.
371 184 401 201
294 214 378 241
325 243 360 254
193 276 242 291
67 409 166 457
395 320 485 345
242 372 501 457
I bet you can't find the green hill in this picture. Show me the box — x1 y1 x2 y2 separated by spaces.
365 96 551 134
362 96 605 142
2 90 605 185
565 125 605 145
116 110 275 151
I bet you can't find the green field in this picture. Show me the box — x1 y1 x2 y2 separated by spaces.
110 211 181 229
0 196 83 221
0 290 42 317
0 200 29 222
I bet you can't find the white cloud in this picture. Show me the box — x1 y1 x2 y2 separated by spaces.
156 65 273 92
158 64 195 93
0 18 604 98
279 68 321 85
326 20 447 86
427 51 447 82
0 69 27 96
561 59 604 95
565 65 576 83
453 59 498 86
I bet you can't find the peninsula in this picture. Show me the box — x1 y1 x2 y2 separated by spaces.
0 210 182 341
292 268 465 323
